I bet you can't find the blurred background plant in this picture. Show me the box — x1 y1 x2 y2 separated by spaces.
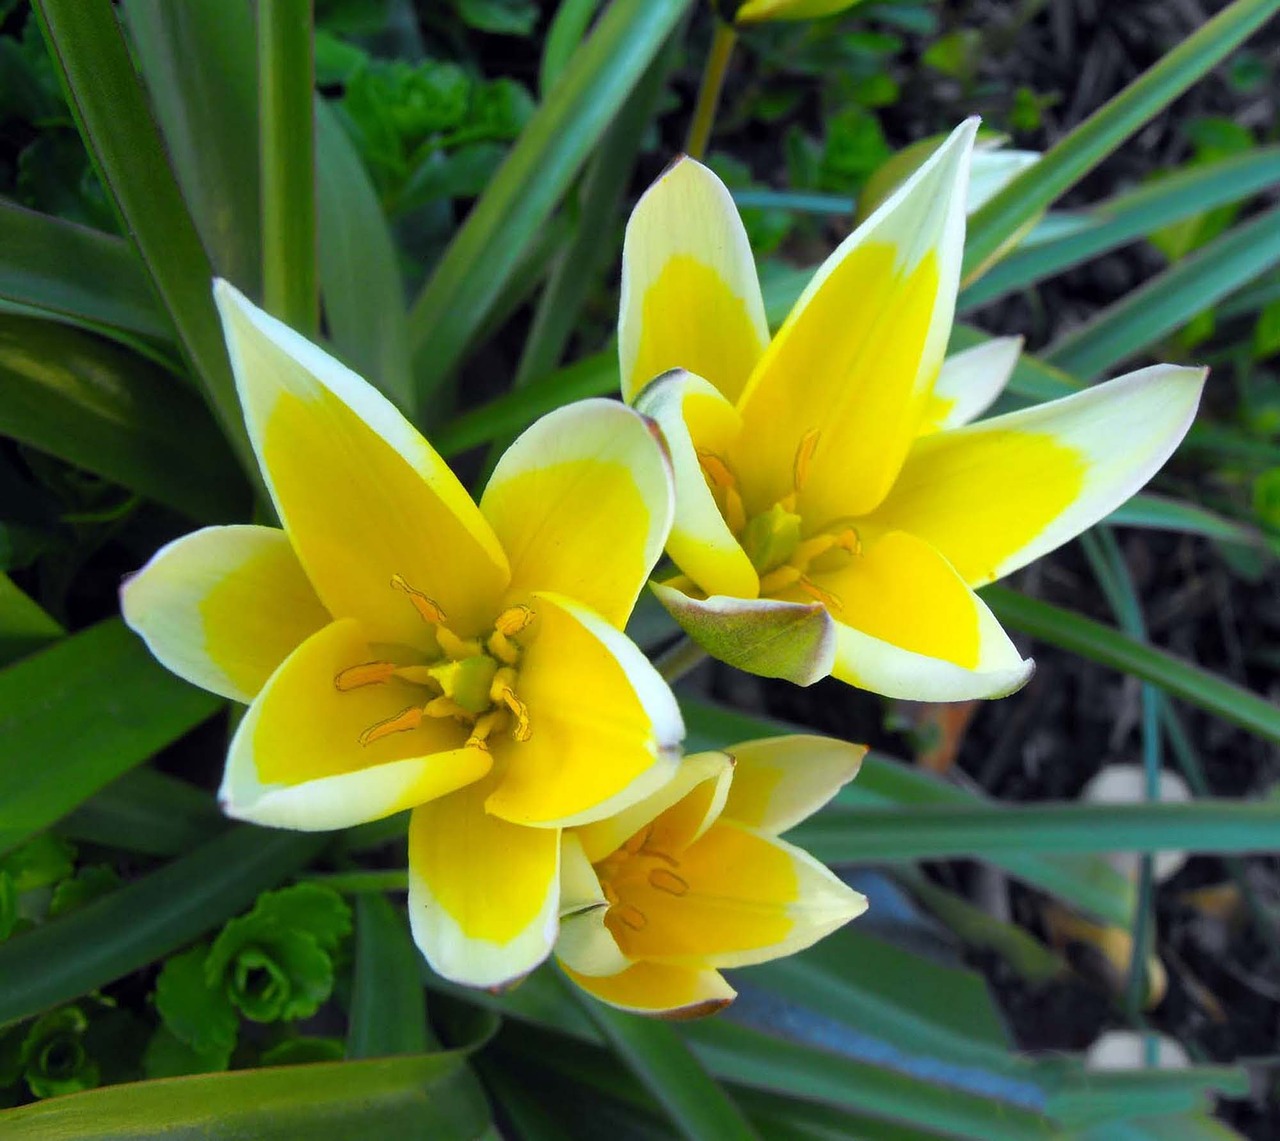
0 0 1279 1137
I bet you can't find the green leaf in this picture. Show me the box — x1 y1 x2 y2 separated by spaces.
0 1052 493 1139
541 0 603 96
143 1024 232 1080
348 894 431 1059
316 97 413 408
791 799 1280 862
258 0 318 335
0 826 325 1026
1047 1066 1250 1128
959 145 1280 311
963 0 1280 277
206 884 351 1022
406 0 692 418
0 313 249 522
261 1037 347 1067
32 0 257 479
0 201 172 341
0 620 222 856
154 945 239 1061
983 585 1280 744
119 0 262 294
56 767 224 858
1107 495 1263 547
574 994 760 1141
457 0 539 35
1044 203 1280 379
46 865 120 918
0 833 75 892
0 574 62 668
19 1006 98 1099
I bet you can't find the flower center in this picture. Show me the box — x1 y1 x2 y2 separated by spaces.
697 429 860 609
594 822 689 934
333 575 534 752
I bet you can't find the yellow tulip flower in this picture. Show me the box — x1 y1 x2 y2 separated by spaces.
557 735 867 1017
619 119 1206 700
122 282 682 988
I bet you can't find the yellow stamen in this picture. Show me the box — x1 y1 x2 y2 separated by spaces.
424 695 470 721
436 626 481 660
358 704 424 746
393 665 437 686
502 690 531 742
465 710 503 752
648 868 689 896
798 575 843 611
333 660 396 691
793 428 820 493
495 605 534 636
697 450 747 533
390 574 447 624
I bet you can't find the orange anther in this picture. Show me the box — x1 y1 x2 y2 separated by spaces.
391 574 447 625
648 868 689 896
358 704 424 746
793 429 821 493
334 660 396 691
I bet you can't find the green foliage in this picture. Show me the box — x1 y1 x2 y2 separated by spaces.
453 0 540 37
17 1007 98 1099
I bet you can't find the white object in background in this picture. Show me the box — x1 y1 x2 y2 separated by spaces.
1080 765 1193 883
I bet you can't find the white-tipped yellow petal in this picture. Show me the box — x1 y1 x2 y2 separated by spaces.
619 157 769 404
221 619 491 830
485 592 683 829
558 904 633 978
721 735 866 835
866 364 1207 587
408 784 560 988
121 525 328 703
562 960 735 1019
735 0 865 22
735 119 978 521
481 399 673 629
919 336 1023 433
561 831 607 913
635 370 758 600
966 148 1039 213
576 750 734 864
818 531 1033 701
213 280 509 643
609 822 866 971
651 580 835 686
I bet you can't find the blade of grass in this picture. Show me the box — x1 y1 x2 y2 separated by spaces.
406 0 692 420
570 990 760 1141
258 0 317 335
0 574 63 667
0 1053 489 1139
32 0 257 479
316 97 413 408
792 800 1280 863
0 824 324 1025
540 0 604 97
982 585 1280 743
120 0 262 294
0 202 171 340
963 0 1280 277
55 767 224 857
0 312 248 522
1044 203 1280 379
348 894 432 1059
0 620 222 856
960 145 1280 311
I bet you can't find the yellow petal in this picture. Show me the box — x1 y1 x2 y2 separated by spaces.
721 735 865 835
736 0 865 22
619 157 769 404
221 619 491 830
558 835 631 979
485 592 682 829
576 750 733 864
808 531 1033 700
918 336 1023 434
561 960 735 1019
635 371 758 599
608 821 866 970
408 783 560 988
214 280 509 644
480 399 672 629
651 579 835 685
735 120 976 521
121 525 329 703
866 364 1207 587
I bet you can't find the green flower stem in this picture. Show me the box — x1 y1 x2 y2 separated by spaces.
258 0 317 336
684 20 736 159
655 637 709 685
